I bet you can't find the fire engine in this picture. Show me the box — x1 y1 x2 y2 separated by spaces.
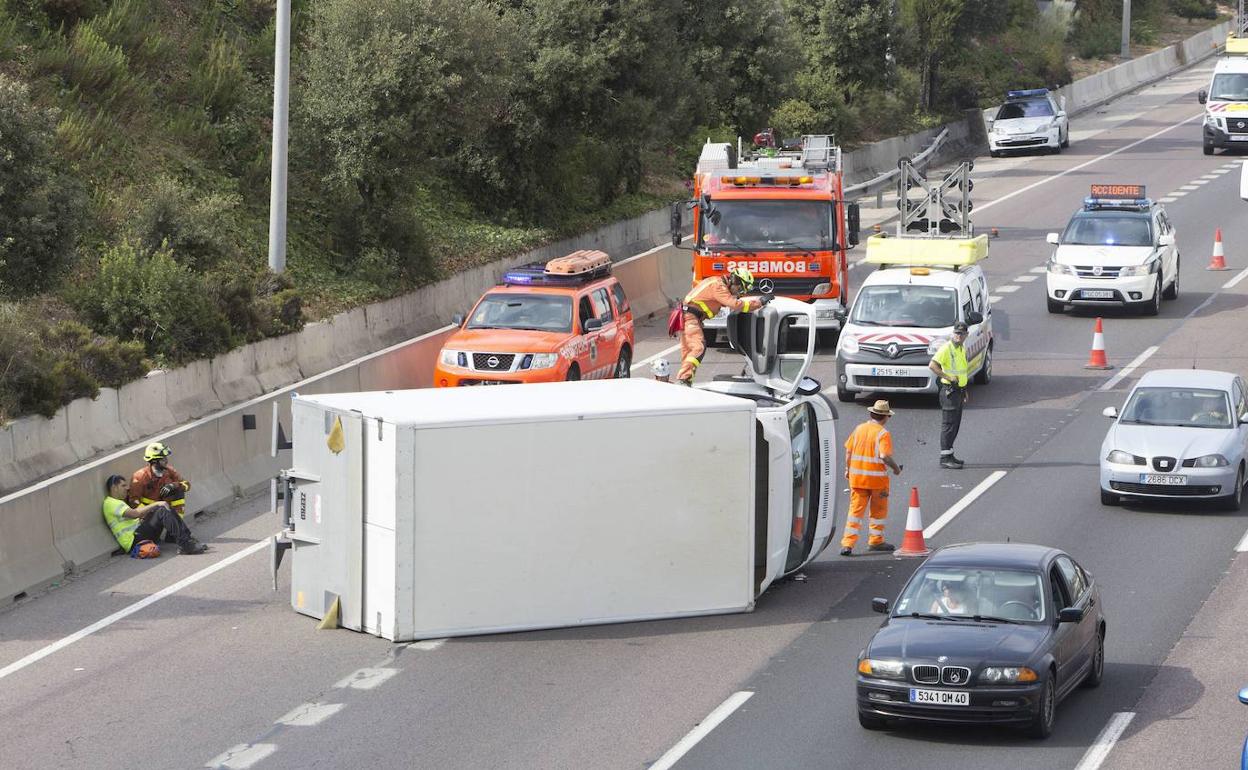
671 135 859 347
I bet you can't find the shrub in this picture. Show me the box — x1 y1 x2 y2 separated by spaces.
126 176 244 271
46 320 147 388
0 304 65 419
73 240 235 364
1168 0 1217 20
0 74 85 297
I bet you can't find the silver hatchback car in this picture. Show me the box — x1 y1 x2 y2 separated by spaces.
1100 369 1248 509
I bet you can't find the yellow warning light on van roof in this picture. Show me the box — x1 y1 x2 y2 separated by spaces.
864 233 990 267
1227 35 1248 56
910 267 930 276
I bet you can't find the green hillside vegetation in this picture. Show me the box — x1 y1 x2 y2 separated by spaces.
0 0 1225 421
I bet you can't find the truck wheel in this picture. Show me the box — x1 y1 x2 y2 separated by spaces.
1027 675 1056 739
614 346 631 379
1141 277 1161 316
837 382 856 403
566 364 581 381
1046 297 1064 314
1203 143 1214 156
973 343 992 385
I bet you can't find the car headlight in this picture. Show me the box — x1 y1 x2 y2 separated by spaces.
440 349 468 367
858 658 906 680
1191 454 1230 467
812 282 831 296
1119 260 1159 277
1047 260 1075 276
980 666 1038 684
523 353 559 370
840 335 859 354
1106 449 1145 465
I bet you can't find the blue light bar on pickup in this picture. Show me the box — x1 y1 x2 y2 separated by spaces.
1006 88 1049 100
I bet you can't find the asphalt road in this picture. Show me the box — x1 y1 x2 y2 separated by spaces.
2 61 1247 770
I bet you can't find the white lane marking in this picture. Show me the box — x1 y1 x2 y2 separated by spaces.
1168 190 1189 197
975 114 1202 215
632 343 681 373
988 295 1002 304
1178 183 1202 190
995 285 1020 294
924 471 1008 540
1029 266 1047 274
334 667 399 691
1157 196 1179 203
1073 711 1136 770
411 638 448 651
206 743 278 769
1199 174 1221 180
1223 266 1248 290
1099 346 1159 392
0 539 268 683
1014 275 1039 283
1235 527 1248 552
650 691 754 770
275 702 345 727
1211 168 1231 175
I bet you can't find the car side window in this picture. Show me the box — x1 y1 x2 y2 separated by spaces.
1056 556 1086 602
962 287 974 320
578 296 595 331
610 282 631 316
1234 380 1247 420
591 288 614 323
1049 566 1072 610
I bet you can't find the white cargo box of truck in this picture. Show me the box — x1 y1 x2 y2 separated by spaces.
284 379 762 641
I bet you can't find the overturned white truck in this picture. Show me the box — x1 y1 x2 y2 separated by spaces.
270 298 840 641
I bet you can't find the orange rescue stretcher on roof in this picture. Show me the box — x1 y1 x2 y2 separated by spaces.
545 250 611 276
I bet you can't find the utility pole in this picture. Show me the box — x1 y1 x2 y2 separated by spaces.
267 0 291 275
1120 0 1132 59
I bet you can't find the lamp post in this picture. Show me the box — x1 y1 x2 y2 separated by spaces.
267 0 291 274
1120 0 1131 60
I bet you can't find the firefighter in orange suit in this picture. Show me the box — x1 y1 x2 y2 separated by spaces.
130 442 191 521
677 266 768 385
840 400 903 556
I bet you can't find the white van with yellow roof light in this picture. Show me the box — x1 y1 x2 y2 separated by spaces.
834 234 992 402
1199 18 1248 155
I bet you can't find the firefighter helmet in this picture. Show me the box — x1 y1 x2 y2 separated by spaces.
144 442 172 463
728 266 755 290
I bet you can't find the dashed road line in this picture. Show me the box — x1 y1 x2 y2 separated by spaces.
995 285 1020 293
1099 345 1159 392
924 471 1008 540
1029 266 1047 274
1235 526 1248 552
1158 196 1178 202
989 295 1002 304
275 702 345 727
412 638 448 651
1073 711 1136 770
632 343 681 373
1168 190 1189 197
206 743 278 769
650 691 754 770
335 667 400 691
1223 266 1248 290
1178 184 1201 190
1014 275 1038 283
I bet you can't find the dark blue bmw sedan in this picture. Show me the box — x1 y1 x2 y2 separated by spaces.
856 543 1106 739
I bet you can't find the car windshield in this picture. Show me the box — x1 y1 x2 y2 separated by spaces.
850 285 957 328
1210 73 1248 101
996 99 1054 120
1120 386 1233 428
1061 212 1153 247
701 200 833 250
467 293 572 333
895 567 1047 622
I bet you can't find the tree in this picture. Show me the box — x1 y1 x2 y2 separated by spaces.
899 0 966 110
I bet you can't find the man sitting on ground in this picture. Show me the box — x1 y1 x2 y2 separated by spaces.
102 474 208 557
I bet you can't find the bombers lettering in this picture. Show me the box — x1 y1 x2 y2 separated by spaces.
726 260 809 274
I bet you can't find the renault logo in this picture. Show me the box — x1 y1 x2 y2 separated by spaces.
885 343 901 359
487 356 500 369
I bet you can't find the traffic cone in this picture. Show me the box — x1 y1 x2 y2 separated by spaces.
895 487 932 558
1084 317 1113 370
1207 227 1229 271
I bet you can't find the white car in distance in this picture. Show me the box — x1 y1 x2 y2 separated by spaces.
988 88 1070 157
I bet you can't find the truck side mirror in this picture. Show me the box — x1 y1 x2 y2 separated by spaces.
966 311 984 325
833 309 847 323
584 318 603 332
1198 89 1208 105
1046 232 1060 246
670 203 682 247
871 597 889 614
1058 607 1085 623
847 203 861 248
452 312 465 327
1102 406 1119 419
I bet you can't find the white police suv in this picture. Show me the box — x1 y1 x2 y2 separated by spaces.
1045 185 1179 316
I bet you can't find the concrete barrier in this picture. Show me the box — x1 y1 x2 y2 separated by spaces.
5 413 80 484
254 334 301 393
212 346 264 406
0 491 61 602
65 388 127 460
164 360 224 424
48 463 124 572
118 371 177 443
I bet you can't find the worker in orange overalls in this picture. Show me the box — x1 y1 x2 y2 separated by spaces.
130 442 192 531
840 400 903 556
677 266 768 385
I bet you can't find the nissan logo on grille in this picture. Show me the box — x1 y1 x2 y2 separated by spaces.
487 356 500 369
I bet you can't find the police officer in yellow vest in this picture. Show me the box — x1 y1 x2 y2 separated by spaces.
929 321 970 469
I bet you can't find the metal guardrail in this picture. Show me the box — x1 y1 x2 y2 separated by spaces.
843 128 951 207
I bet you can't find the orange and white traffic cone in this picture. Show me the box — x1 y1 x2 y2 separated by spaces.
895 487 931 558
1208 227 1229 271
1084 317 1113 370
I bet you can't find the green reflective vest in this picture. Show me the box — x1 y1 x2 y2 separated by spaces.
102 495 140 551
933 341 969 388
